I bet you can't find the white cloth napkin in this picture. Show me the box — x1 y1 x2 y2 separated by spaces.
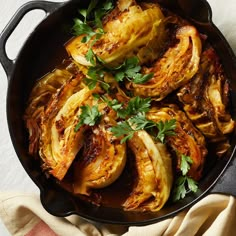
0 193 236 236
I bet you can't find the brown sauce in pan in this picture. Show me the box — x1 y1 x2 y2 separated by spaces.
60 149 136 208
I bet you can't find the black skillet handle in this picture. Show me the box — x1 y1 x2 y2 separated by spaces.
0 0 64 79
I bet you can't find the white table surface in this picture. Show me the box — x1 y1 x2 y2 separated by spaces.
0 0 236 235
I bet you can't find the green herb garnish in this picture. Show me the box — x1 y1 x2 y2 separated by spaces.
74 105 101 132
84 65 110 90
72 0 114 33
110 111 176 144
117 96 151 119
156 119 176 143
94 0 114 29
72 0 114 65
172 154 198 202
172 176 198 202
101 96 123 111
84 55 154 90
72 1 152 86
180 154 193 176
72 18 96 41
113 57 153 84
110 120 136 144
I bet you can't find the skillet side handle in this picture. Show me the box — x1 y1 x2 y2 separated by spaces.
0 0 63 79
210 147 236 197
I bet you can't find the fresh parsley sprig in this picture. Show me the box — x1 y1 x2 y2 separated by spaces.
72 19 96 42
72 1 153 86
74 105 101 132
110 120 136 144
72 0 114 65
85 65 110 90
72 0 114 34
110 117 177 144
180 154 193 175
113 57 154 84
129 113 156 130
105 96 176 144
156 119 176 143
172 154 198 202
72 1 104 44
110 112 176 144
84 56 154 90
118 96 152 119
101 96 151 118
101 96 123 111
172 175 198 202
110 113 152 144
94 0 114 29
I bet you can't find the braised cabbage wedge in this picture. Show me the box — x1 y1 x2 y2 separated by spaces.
40 81 97 180
73 114 126 195
66 0 166 66
24 69 73 155
123 130 173 211
178 48 235 155
126 26 202 100
146 105 207 181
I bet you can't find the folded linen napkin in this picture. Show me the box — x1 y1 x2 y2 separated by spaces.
0 193 236 236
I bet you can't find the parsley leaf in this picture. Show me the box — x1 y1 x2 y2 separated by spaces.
110 112 176 144
84 77 98 90
156 119 176 143
127 97 151 116
172 155 198 202
83 55 153 91
74 105 101 132
129 113 155 130
103 0 114 11
172 176 187 202
180 154 193 176
85 48 97 66
87 64 105 78
72 18 95 39
72 0 114 65
101 96 123 111
132 73 154 84
107 97 176 144
101 96 151 119
72 0 114 35
186 177 198 193
110 121 135 144
117 96 151 119
92 93 100 100
113 57 153 84
172 176 198 202
94 0 114 29
85 0 99 22
114 57 140 82
72 0 99 37
84 65 110 90
84 30 104 65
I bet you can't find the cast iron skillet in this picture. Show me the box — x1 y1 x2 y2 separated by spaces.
0 0 236 226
